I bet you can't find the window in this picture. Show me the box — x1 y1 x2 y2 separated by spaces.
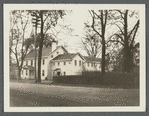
31 60 33 66
42 70 44 76
88 62 90 67
79 60 81 66
26 61 28 65
64 72 66 76
53 62 55 65
64 62 66 65
94 63 96 67
91 62 93 67
58 62 60 66
26 70 28 75
53 72 55 76
75 60 77 66
51 55 53 58
57 52 59 54
82 61 84 65
22 70 23 75
43 59 45 65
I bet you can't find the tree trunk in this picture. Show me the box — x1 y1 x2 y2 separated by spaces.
101 39 105 75
122 10 134 72
123 46 133 72
37 11 44 83
101 10 107 75
18 68 21 79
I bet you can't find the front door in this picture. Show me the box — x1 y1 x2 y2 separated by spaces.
57 72 60 76
30 70 34 79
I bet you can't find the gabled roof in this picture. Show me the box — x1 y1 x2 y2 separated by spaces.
83 56 101 62
52 53 76 60
47 46 68 56
25 47 52 59
25 46 68 59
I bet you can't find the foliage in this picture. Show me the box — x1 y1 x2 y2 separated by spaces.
107 10 140 72
53 71 139 89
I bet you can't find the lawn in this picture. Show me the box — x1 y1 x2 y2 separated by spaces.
10 81 140 107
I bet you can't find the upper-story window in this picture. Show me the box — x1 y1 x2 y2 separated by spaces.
79 60 81 66
58 62 60 66
31 60 33 66
75 60 77 66
57 52 59 54
22 70 23 75
51 55 53 58
88 62 89 67
26 61 28 65
53 62 55 65
64 62 66 65
43 59 45 65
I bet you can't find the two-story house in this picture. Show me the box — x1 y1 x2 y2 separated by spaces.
20 42 101 80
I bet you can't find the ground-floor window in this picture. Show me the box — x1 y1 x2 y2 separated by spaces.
64 72 66 76
91 62 93 67
42 70 44 76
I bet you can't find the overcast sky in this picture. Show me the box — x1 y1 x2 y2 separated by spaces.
10 8 140 60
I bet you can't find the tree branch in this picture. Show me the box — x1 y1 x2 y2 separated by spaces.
89 10 102 38
127 20 140 39
130 21 140 49
115 10 124 19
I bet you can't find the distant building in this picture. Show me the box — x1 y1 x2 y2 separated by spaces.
20 42 101 80
10 64 18 79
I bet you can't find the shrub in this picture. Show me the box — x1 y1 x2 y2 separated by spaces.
53 71 139 89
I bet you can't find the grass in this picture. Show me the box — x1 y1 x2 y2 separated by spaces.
10 87 139 107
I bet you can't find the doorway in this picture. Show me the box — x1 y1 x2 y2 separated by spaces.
57 72 60 76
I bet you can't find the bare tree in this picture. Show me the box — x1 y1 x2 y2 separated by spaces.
81 31 102 58
88 10 108 75
107 10 140 72
10 10 30 78
30 10 65 83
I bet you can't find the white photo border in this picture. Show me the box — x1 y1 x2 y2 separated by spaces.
4 4 146 112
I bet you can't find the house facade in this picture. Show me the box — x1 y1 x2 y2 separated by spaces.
20 42 101 80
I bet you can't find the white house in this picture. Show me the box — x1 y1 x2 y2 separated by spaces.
20 42 101 80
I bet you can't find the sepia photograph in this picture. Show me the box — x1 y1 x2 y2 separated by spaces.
4 4 146 112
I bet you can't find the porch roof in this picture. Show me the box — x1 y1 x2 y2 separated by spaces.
53 68 61 71
23 65 35 70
